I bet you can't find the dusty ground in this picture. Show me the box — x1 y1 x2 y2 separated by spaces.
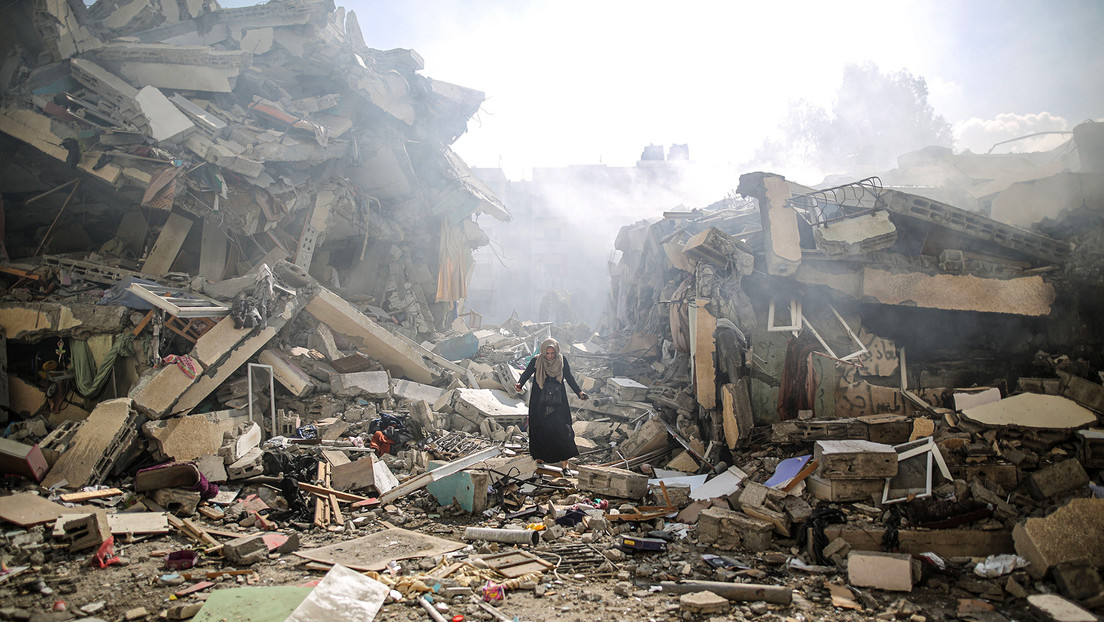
0 481 1057 622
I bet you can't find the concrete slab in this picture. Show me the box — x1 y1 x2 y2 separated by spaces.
861 268 1055 316
306 288 434 384
134 86 194 142
961 393 1096 429
454 388 527 422
331 370 390 398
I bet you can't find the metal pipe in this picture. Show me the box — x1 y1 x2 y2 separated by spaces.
462 527 539 546
417 596 447 622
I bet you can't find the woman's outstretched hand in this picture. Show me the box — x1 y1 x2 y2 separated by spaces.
579 391 589 401
514 383 523 392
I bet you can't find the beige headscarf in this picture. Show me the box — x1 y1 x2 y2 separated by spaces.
534 337 564 389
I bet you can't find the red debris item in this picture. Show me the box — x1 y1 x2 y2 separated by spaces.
52 601 66 612
481 581 504 603
164 550 199 570
369 430 394 455
92 536 119 568
451 616 464 622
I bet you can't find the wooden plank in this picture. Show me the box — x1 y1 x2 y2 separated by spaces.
330 457 375 493
59 488 124 503
143 212 193 276
313 462 327 528
200 217 229 281
299 482 371 503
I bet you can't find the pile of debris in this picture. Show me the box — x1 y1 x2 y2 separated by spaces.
2 1 1104 622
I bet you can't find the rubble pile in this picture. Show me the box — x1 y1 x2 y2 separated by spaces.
1 1 1104 621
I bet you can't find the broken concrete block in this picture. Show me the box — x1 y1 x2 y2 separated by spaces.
1057 370 1104 412
679 590 729 614
223 534 268 565
152 489 201 517
665 450 699 474
60 511 111 551
42 398 140 489
823 537 852 562
619 417 669 458
1013 499 1104 577
847 551 920 592
1052 562 1104 602
195 455 228 483
572 421 613 440
330 370 391 398
814 440 897 479
227 447 265 480
135 86 194 142
259 348 314 397
143 410 253 462
576 465 648 500
1026 459 1089 499
605 377 648 402
807 475 885 503
696 507 773 552
453 388 527 425
392 379 447 404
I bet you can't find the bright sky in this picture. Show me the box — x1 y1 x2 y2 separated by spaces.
227 0 1104 180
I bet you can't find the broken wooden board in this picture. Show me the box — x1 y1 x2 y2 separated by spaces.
0 492 89 526
961 393 1096 429
295 527 464 571
58 488 123 503
473 550 554 578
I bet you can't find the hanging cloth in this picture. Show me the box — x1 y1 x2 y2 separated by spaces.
71 333 135 398
777 332 819 421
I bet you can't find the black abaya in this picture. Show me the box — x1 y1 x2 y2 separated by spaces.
517 354 581 463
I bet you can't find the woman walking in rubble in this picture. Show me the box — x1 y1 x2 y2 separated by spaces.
515 338 588 472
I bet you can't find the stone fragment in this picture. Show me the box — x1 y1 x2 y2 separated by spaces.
679 590 729 614
847 551 920 592
1026 459 1089 499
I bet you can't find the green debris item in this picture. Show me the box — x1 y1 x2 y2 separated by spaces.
192 587 314 622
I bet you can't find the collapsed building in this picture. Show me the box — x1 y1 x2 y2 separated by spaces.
1 1 1103 621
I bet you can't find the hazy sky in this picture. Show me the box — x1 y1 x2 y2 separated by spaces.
225 0 1104 180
